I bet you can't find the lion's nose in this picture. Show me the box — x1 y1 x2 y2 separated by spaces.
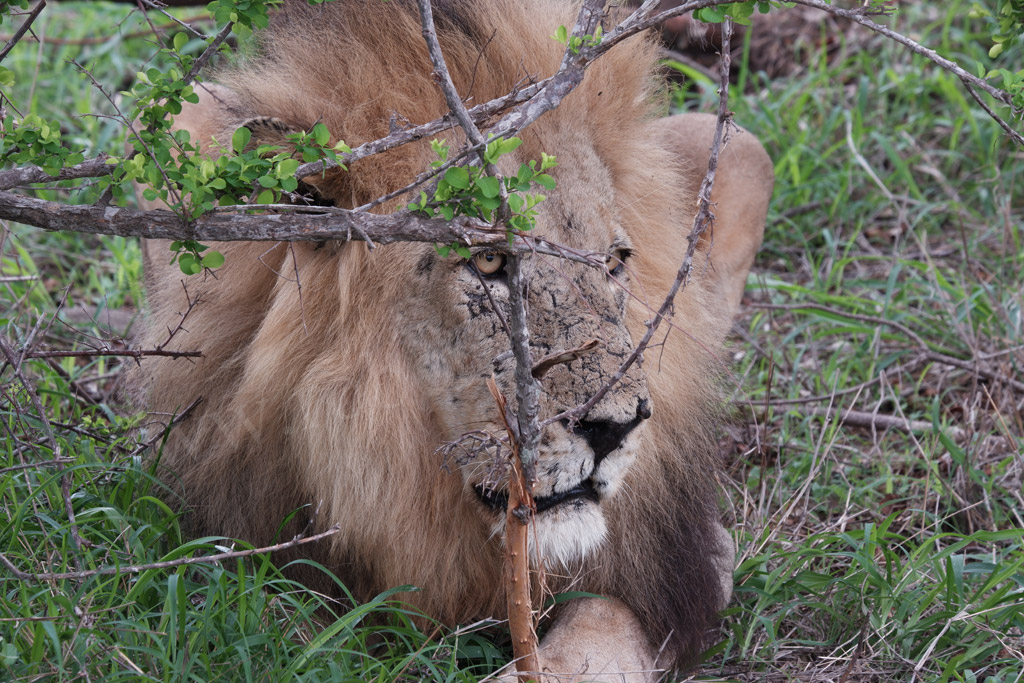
571 399 652 464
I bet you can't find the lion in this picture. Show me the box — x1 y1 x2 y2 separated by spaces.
129 0 773 680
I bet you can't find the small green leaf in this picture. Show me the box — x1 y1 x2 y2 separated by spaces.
694 7 726 22
498 137 522 155
445 166 470 189
173 32 188 52
312 122 330 146
257 175 278 188
554 25 568 43
232 127 252 154
201 251 225 269
256 189 276 204
476 175 501 198
454 245 472 259
534 174 555 190
178 253 197 274
277 158 299 177
477 196 501 211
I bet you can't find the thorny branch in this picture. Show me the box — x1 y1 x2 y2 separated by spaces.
547 15 737 429
418 4 545 677
21 347 201 360
0 0 46 63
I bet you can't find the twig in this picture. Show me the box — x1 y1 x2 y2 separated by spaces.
0 457 75 475
546 16 736 428
0 525 341 581
960 78 1024 148
0 334 85 555
747 301 1024 393
0 14 211 45
0 0 46 63
747 301 929 349
179 20 232 89
488 377 539 683
416 0 509 217
808 406 967 440
292 78 553 181
924 350 1024 394
419 4 541 676
0 188 604 264
126 396 202 460
595 0 1016 113
659 46 718 82
0 156 113 191
21 348 201 360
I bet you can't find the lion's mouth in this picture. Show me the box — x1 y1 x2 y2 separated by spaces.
474 480 600 514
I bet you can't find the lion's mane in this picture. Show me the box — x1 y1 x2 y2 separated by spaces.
133 0 733 667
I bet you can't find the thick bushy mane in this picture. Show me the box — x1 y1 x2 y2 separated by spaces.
133 0 732 668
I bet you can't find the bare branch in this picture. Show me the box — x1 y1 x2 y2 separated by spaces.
0 189 607 264
809 406 967 440
418 0 488 153
0 156 112 191
0 0 46 64
293 78 552 181
22 348 201 360
0 525 341 582
0 457 75 475
180 20 232 89
961 78 1024 148
0 13 211 46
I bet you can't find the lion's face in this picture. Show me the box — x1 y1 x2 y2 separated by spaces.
394 144 651 565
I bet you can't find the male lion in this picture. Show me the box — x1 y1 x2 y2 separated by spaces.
131 0 773 680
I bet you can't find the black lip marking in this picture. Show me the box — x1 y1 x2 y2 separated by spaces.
475 480 599 514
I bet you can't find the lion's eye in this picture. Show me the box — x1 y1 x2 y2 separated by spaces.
472 250 507 277
607 248 630 277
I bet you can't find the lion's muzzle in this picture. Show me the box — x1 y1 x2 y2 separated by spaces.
566 397 652 463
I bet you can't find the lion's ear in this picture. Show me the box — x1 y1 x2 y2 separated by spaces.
652 113 773 316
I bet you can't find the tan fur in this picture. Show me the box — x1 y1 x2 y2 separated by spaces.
129 0 773 677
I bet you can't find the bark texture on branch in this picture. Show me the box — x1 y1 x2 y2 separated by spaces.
488 377 539 683
0 188 495 243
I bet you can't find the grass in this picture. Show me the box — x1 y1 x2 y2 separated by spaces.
685 4 1024 681
2 1 1023 682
